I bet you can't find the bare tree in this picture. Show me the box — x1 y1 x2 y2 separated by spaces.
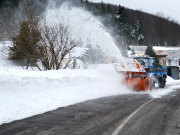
4 0 81 70
38 19 82 70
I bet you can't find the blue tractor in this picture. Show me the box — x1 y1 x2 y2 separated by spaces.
134 57 167 90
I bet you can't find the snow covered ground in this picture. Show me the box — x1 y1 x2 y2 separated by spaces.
1 2 180 126
1 62 180 125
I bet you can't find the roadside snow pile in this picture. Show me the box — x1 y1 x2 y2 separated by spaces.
0 64 131 125
166 76 180 86
149 76 180 98
1 64 180 125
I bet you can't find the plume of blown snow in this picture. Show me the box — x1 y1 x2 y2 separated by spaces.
43 2 124 61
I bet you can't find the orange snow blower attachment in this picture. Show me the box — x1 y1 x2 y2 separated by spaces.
113 59 150 91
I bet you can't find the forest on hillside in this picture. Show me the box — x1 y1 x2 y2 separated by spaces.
0 0 180 48
78 0 180 48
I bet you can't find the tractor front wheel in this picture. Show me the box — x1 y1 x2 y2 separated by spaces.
144 77 150 91
137 77 150 91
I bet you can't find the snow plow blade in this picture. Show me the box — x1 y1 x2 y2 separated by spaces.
113 59 150 91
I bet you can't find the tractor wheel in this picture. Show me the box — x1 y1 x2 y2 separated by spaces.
150 75 155 90
144 77 150 91
158 77 166 88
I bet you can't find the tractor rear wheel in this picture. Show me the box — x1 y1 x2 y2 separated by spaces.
158 77 166 88
150 75 155 90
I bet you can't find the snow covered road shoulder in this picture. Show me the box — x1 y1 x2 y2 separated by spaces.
1 64 180 125
0 64 129 125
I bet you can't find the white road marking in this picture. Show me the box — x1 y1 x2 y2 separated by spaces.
111 99 154 135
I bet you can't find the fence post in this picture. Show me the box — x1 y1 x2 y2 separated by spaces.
73 59 76 69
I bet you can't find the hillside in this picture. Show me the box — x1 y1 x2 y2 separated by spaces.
79 0 180 47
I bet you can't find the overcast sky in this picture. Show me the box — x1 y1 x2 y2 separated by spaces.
90 0 180 23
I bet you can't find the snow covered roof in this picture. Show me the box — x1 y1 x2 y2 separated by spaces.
163 50 180 59
135 51 146 55
130 46 180 58
130 45 180 51
130 46 147 51
153 46 180 50
134 50 167 57
155 50 167 56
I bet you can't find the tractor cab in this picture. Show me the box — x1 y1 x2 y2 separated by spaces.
134 56 167 81
134 57 155 68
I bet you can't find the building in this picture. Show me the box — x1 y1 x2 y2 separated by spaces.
163 50 180 80
130 46 180 79
130 46 167 66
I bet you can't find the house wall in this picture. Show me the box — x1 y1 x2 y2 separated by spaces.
167 67 179 80
176 60 180 67
166 59 180 79
165 59 178 67
159 57 166 66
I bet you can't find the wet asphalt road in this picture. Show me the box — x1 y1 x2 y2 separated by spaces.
1 88 180 135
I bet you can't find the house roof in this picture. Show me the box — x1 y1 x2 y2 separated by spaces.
133 50 167 57
163 50 180 59
130 46 180 58
130 46 180 51
153 46 180 50
130 46 147 51
155 50 167 56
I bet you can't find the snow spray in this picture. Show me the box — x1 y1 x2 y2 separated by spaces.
43 1 124 63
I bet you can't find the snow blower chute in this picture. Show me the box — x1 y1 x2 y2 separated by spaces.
113 59 150 91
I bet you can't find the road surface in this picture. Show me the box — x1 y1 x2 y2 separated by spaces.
1 88 180 135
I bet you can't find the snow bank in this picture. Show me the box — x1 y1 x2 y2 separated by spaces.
1 64 180 125
0 64 131 125
148 76 180 98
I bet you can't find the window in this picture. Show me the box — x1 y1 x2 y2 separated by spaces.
168 60 171 65
135 58 148 67
149 58 154 66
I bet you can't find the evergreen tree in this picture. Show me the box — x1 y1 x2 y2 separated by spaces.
9 21 40 69
80 0 85 7
114 5 131 37
107 3 111 14
129 26 136 45
0 0 4 7
134 17 141 35
80 0 84 5
0 0 19 8
85 0 89 6
145 43 155 57
138 34 145 45
134 17 144 45
115 5 131 48
145 43 160 65
100 1 106 15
